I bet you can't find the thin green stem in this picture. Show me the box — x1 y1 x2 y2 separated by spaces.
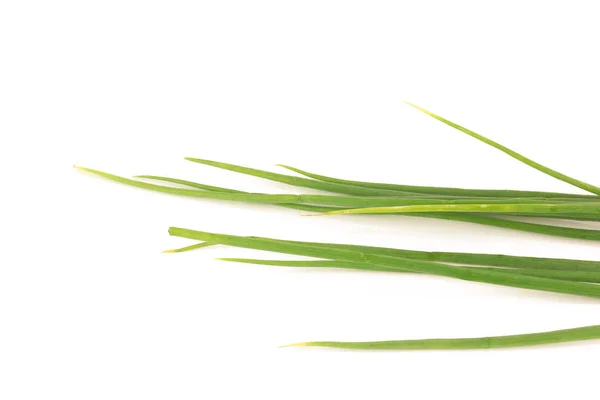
184 158 426 197
406 102 600 195
278 164 600 200
83 169 600 241
168 228 600 299
277 238 600 270
283 325 600 350
322 203 600 216
163 242 216 253
219 258 600 283
90 167 572 208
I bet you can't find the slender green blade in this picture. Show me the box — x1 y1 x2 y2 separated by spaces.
503 213 600 222
83 167 591 208
409 212 600 241
218 258 394 271
134 175 338 213
184 157 427 197
322 202 600 216
75 166 299 203
163 242 216 253
80 168 600 241
283 325 600 350
406 102 600 196
143 175 600 241
174 235 600 271
135 175 244 193
169 227 600 299
219 258 600 283
278 164 600 200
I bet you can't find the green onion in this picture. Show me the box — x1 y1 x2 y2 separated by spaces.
281 324 600 350
183 158 425 197
188 156 600 200
78 103 600 351
218 258 600 283
180 159 600 217
322 202 600 217
179 159 600 221
278 164 600 200
162 242 216 253
169 237 600 271
168 227 600 299
405 102 600 196
77 167 600 241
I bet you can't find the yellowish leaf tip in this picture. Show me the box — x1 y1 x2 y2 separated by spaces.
278 342 310 348
162 249 177 254
404 101 425 112
73 165 97 174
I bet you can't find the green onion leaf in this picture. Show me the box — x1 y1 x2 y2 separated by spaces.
405 102 600 195
163 242 216 253
78 168 600 241
277 164 600 200
282 324 600 350
169 227 600 299
322 202 600 216
219 258 600 283
184 157 425 197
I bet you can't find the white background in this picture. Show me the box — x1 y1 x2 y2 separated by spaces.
2 1 600 399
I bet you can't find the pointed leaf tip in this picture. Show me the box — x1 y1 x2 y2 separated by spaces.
279 342 310 348
404 101 434 116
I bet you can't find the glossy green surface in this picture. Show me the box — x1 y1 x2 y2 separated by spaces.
283 325 600 350
278 164 600 200
323 202 600 216
86 170 600 241
218 258 600 283
168 236 600 271
168 228 600 299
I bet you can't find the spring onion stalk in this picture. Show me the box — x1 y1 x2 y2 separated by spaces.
139 174 600 222
168 236 600 271
277 164 600 200
77 104 600 351
77 167 600 241
405 102 600 196
180 159 600 220
187 157 600 200
404 213 600 241
183 158 426 197
218 258 600 284
321 202 600 217
502 213 600 222
137 176 600 241
134 175 343 214
168 227 600 299
282 324 600 350
162 242 216 253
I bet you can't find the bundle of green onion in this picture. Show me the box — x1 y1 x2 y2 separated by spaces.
78 104 600 350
